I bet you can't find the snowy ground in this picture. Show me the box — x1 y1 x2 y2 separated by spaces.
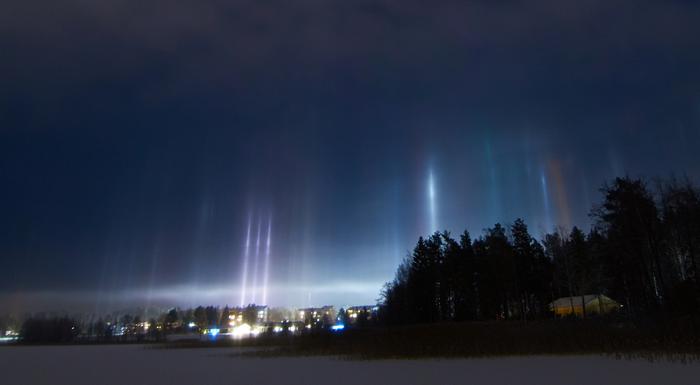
1 345 699 385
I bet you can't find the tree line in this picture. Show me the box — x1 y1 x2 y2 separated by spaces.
380 176 700 324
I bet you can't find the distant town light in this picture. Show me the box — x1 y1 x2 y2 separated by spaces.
232 323 252 337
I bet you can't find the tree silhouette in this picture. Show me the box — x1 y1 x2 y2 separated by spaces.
595 177 667 316
220 306 231 328
205 306 219 327
193 306 207 328
337 308 349 325
381 176 700 324
242 305 258 325
165 308 179 330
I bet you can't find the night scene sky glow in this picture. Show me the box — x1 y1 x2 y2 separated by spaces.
1 0 700 313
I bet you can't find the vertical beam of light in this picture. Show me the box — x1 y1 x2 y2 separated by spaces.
261 216 272 306
607 146 623 178
549 160 572 229
144 239 162 316
239 217 252 307
580 172 592 220
484 136 501 223
428 168 437 233
540 169 553 233
391 188 402 268
189 199 211 307
251 218 262 304
391 179 403 267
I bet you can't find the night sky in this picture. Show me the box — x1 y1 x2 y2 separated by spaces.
1 0 699 313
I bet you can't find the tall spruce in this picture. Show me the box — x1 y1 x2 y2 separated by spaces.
595 177 667 316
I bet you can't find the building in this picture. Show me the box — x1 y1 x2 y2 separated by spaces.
344 305 378 324
298 306 336 326
266 307 295 323
550 294 621 317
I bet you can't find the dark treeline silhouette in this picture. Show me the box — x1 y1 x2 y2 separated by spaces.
381 176 700 325
20 317 81 343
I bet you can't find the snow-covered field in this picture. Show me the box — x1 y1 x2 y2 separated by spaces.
1 345 699 385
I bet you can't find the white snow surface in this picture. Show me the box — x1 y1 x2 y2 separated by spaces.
1 345 699 385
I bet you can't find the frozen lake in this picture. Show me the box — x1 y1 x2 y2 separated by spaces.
1 344 699 385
